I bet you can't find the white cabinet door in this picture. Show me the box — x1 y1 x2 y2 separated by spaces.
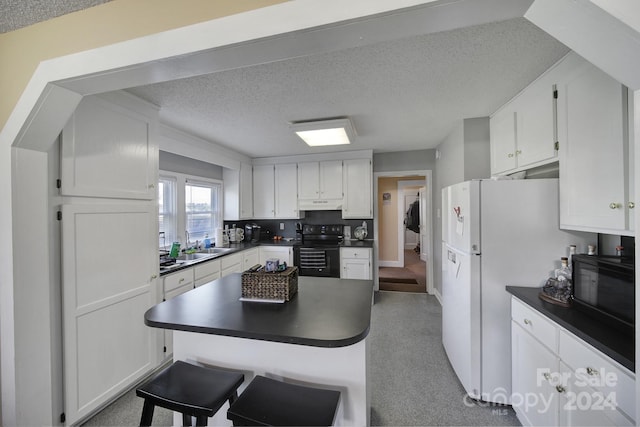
515 74 557 168
340 248 371 279
242 248 260 270
61 93 158 200
62 203 158 425
490 106 517 175
253 164 275 218
298 161 343 201
163 282 194 357
275 163 299 218
298 162 320 200
511 322 560 427
239 162 254 219
342 159 372 218
224 163 253 220
558 57 629 234
320 160 343 200
260 246 293 266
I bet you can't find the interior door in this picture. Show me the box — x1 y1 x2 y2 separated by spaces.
62 203 158 425
404 193 419 249
419 187 428 262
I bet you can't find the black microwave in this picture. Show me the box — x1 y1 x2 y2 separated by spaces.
572 254 635 327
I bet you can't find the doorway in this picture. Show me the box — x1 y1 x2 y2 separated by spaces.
374 172 432 294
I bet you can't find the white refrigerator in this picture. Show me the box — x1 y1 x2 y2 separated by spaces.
441 179 592 404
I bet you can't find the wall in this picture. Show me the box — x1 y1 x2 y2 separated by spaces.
432 118 490 296
0 0 287 132
373 149 436 173
160 151 223 180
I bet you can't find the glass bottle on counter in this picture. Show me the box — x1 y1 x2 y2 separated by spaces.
555 257 572 285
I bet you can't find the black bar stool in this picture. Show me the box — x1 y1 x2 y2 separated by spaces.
227 375 341 426
136 360 244 426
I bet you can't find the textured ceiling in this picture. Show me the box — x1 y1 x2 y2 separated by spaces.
1 2 570 160
128 17 569 158
0 0 113 33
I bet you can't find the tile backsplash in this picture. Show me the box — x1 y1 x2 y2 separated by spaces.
224 210 373 241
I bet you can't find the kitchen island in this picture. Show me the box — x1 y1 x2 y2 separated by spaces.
145 274 374 426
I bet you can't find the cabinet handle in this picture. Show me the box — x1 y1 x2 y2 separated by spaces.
516 150 522 155
179 278 185 283
150 274 157 280
609 202 622 209
507 153 514 158
148 184 155 189
586 367 599 376
628 202 635 209
556 385 566 393
523 319 532 325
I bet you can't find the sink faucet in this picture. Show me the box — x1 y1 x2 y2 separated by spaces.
185 230 191 248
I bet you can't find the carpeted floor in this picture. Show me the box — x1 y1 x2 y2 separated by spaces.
82 292 520 427
379 249 426 292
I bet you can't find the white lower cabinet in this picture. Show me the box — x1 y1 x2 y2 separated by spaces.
259 246 293 266
221 252 243 277
242 248 260 270
162 269 195 357
511 297 635 426
194 259 221 287
340 248 371 280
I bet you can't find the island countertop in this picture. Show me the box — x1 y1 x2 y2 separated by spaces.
145 274 374 348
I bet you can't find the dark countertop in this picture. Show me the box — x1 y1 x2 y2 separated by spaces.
145 274 374 348
506 286 634 372
160 239 374 276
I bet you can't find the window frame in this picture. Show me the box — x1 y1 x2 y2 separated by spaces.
159 170 223 250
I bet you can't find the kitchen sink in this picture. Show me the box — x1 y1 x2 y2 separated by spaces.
197 247 233 255
175 252 214 262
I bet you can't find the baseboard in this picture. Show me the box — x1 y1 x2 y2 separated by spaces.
378 260 403 268
433 288 443 306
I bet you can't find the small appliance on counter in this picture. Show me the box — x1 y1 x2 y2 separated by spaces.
245 223 261 243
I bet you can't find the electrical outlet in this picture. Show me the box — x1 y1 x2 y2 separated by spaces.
279 223 285 230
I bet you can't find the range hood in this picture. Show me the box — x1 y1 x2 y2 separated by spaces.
298 198 343 211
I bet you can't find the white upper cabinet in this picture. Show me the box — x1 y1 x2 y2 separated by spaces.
342 159 372 218
224 162 253 220
253 163 300 219
274 163 299 218
298 161 343 202
252 164 275 218
61 92 159 199
490 58 560 176
557 53 633 235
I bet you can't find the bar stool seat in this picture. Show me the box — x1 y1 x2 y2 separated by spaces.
227 375 341 426
136 360 244 426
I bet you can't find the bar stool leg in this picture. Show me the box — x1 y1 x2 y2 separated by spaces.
182 413 193 426
139 400 155 427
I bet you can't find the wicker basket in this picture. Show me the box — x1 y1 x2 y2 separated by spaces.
241 267 298 301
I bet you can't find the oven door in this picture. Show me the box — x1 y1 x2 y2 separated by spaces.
294 246 340 277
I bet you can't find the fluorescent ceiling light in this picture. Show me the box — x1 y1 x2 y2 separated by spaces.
290 118 355 147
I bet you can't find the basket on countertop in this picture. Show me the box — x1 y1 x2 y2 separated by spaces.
241 266 298 301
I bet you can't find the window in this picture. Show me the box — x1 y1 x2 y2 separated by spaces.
185 180 221 242
158 176 177 248
159 171 222 249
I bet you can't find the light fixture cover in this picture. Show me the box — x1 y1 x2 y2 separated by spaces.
290 118 356 147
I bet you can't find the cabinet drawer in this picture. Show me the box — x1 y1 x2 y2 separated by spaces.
511 298 558 351
341 248 370 259
163 269 194 293
559 330 636 421
195 272 220 287
221 253 242 270
194 259 220 280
